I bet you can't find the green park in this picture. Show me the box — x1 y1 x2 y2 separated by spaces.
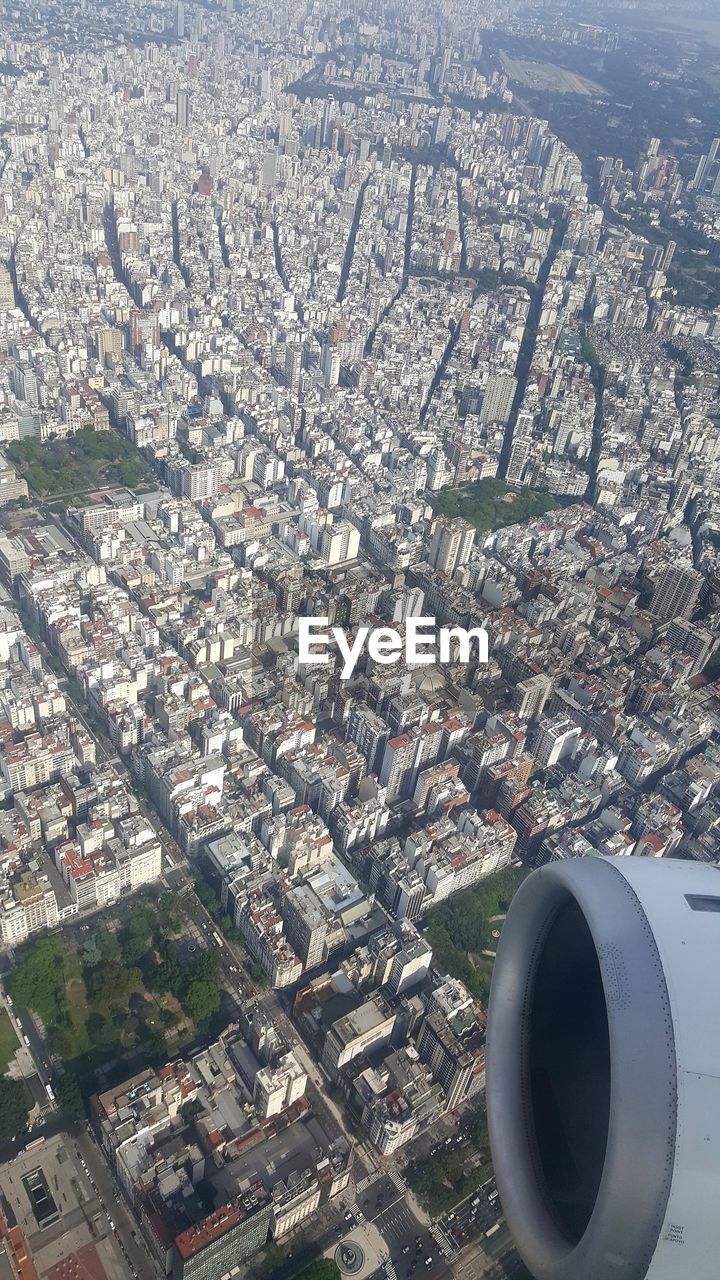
432 477 556 535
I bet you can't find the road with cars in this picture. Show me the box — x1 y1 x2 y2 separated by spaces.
74 1126 157 1280
439 1175 503 1256
348 1170 453 1280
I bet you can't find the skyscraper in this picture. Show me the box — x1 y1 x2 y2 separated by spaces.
649 565 704 621
175 0 185 39
0 262 14 313
428 517 475 576
505 427 532 485
282 883 327 968
511 673 553 722
480 374 517 425
690 138 720 198
322 95 335 148
176 89 190 129
260 147 278 191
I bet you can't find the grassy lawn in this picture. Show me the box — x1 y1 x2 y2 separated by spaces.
0 1009 19 1074
65 975 90 1031
432 477 556 535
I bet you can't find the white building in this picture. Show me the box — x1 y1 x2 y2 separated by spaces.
253 1051 308 1120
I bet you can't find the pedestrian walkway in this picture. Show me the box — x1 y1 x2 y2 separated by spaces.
432 1223 458 1260
356 1167 406 1197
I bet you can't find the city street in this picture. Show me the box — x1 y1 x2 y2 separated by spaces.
438 1177 503 1256
348 1170 453 1280
75 1127 157 1280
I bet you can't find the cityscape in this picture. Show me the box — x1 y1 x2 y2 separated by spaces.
0 1 718 1279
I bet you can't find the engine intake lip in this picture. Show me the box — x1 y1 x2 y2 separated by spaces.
486 857 677 1280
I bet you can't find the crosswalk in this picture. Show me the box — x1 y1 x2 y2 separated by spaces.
432 1223 458 1260
354 1167 406 1197
358 1167 408 1197
351 1165 459 1267
354 1171 376 1196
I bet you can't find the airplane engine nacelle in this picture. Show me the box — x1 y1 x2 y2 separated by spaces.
486 855 720 1280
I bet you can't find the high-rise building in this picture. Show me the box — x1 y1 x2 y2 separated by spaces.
511 673 553 722
531 717 581 768
433 106 450 146
171 1187 271 1280
253 1052 307 1119
285 343 303 394
282 883 327 969
436 45 452 88
0 261 14 312
97 326 123 366
321 341 340 387
321 994 396 1078
130 309 160 359
480 374 517 425
318 521 359 566
175 0 185 39
660 239 677 272
664 619 715 675
428 517 475 576
505 428 532 485
649 565 703 621
416 1008 484 1109
346 703 389 774
322 95 335 147
384 922 432 996
379 733 422 802
690 138 720 198
176 89 190 129
260 147 278 191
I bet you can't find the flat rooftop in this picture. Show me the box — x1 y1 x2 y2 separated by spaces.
211 1114 330 1205
332 997 392 1047
0 1133 127 1280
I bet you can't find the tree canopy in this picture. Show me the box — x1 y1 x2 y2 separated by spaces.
10 935 69 1025
6 426 151 498
407 1105 492 1216
0 1078 31 1141
432 477 556 535
425 865 528 1002
184 978 220 1025
56 1072 85 1123
119 908 154 965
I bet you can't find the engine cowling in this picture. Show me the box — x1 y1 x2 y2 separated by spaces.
486 855 720 1280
